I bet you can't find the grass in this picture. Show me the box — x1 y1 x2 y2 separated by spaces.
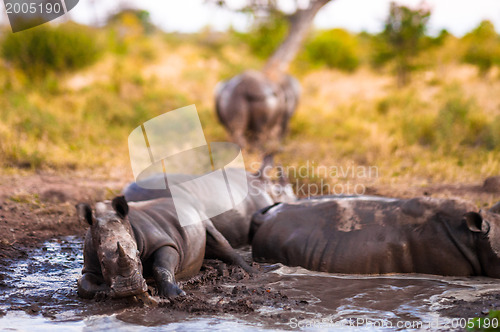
9 192 42 209
284 83 499 186
0 27 499 191
468 310 500 331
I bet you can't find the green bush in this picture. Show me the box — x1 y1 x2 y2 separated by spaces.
485 115 500 150
105 9 156 56
107 9 155 35
394 86 500 152
1 22 103 78
432 89 484 150
462 20 500 76
419 88 498 150
402 113 436 146
234 13 289 59
303 29 359 72
371 2 431 86
468 310 500 331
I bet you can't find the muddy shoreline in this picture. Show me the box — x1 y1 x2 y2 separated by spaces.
3 237 500 330
1 172 498 257
1 172 500 328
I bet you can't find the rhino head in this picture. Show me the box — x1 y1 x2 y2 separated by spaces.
77 196 147 298
464 205 500 278
490 201 500 214
251 155 296 203
266 164 296 203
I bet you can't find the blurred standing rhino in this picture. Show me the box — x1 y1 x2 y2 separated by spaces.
214 1 332 152
215 70 300 153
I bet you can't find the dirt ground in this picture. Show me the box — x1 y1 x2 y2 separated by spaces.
0 171 127 261
0 171 499 323
0 170 498 261
0 171 498 253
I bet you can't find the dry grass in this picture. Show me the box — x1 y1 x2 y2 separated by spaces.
0 30 498 193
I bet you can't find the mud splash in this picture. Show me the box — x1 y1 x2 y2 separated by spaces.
1 237 500 331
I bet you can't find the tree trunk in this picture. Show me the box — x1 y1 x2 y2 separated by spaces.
263 0 331 80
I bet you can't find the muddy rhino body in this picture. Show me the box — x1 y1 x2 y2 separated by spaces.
123 167 296 248
77 197 252 299
251 196 500 277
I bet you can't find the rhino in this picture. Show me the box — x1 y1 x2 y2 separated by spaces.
77 196 254 299
491 201 500 214
250 196 500 277
123 158 296 248
215 70 300 152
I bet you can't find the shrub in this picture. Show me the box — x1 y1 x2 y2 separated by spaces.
485 115 500 150
302 29 359 72
468 310 500 331
371 2 431 86
432 89 480 149
105 9 156 55
107 9 155 35
395 86 500 151
430 87 497 150
234 13 289 59
462 20 500 76
1 22 102 78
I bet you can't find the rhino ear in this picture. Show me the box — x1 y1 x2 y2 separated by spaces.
277 164 289 186
76 203 93 225
464 212 488 233
257 154 274 181
490 202 500 214
112 196 129 219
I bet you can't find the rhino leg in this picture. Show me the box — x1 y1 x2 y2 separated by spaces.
204 220 256 274
225 100 249 149
152 246 186 298
77 272 110 299
262 121 284 154
231 129 247 150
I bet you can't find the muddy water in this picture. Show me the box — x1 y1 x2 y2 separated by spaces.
1 237 500 331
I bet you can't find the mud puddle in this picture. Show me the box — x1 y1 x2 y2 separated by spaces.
1 237 500 331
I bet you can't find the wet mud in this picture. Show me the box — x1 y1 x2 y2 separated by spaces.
2 236 500 331
0 173 499 330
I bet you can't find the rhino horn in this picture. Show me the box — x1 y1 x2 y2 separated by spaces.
117 242 133 271
117 242 127 258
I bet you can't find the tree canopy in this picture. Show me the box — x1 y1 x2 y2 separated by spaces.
372 2 431 87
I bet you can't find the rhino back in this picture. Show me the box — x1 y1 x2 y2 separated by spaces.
252 197 479 275
128 199 206 278
124 171 273 248
123 174 177 202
